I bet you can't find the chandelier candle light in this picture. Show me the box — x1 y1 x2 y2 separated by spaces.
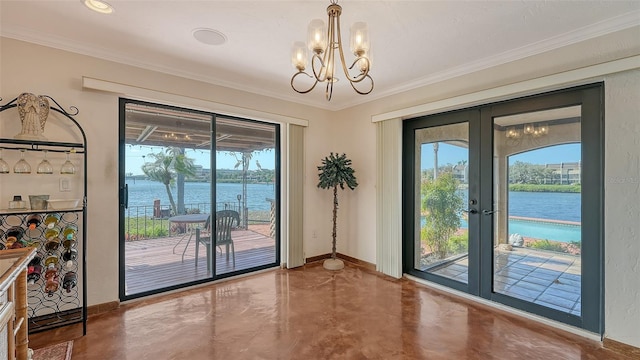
291 0 373 101
506 123 549 139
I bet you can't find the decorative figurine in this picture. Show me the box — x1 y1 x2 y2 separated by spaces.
14 92 50 141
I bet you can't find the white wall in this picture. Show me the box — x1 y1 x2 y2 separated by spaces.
603 69 640 347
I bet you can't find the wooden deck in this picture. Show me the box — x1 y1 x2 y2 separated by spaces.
124 227 276 295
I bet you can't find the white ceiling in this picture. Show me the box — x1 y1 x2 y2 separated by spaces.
1 1 639 110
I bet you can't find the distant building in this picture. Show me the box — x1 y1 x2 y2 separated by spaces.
544 162 581 184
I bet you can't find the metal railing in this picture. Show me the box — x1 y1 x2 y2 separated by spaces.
124 202 239 241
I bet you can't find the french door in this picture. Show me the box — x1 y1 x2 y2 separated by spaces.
403 84 603 333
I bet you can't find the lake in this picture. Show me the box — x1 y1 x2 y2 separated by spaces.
128 180 580 222
126 180 276 211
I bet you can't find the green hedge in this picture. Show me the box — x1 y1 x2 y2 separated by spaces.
509 184 581 193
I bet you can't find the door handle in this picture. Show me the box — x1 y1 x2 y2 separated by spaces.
122 184 128 209
482 209 497 215
462 209 477 214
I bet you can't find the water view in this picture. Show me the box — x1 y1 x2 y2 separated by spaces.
125 179 276 211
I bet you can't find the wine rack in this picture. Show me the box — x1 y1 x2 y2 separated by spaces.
0 210 83 332
0 94 87 335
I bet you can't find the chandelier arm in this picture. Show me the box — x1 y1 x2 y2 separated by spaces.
347 57 370 83
334 9 351 82
311 53 329 83
349 73 374 95
291 71 320 94
325 76 334 101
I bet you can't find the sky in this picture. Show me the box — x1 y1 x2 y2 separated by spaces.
126 145 275 175
127 141 580 175
421 143 581 170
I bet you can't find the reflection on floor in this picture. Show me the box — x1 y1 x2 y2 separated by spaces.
431 247 581 315
125 227 276 295
31 262 624 360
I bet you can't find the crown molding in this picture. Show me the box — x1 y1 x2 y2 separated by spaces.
361 10 640 110
372 55 640 123
2 10 638 112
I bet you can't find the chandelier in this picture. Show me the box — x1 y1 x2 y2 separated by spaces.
506 123 549 139
505 122 549 146
290 0 373 101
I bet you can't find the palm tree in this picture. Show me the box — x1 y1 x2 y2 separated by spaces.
142 147 196 215
317 153 358 270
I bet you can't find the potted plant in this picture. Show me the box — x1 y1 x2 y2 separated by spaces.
317 153 358 270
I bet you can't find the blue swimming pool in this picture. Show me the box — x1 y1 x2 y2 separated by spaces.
422 217 581 243
507 218 580 243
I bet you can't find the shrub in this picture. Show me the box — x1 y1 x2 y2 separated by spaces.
527 239 565 252
448 233 468 254
421 172 464 259
509 184 581 193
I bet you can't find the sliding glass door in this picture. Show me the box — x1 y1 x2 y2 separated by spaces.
119 100 280 300
403 84 603 333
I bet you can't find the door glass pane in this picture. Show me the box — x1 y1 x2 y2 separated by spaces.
414 123 469 283
493 106 581 316
215 117 278 275
123 103 213 296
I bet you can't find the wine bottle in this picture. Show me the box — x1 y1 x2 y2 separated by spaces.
44 255 59 267
63 260 74 272
44 226 60 240
5 227 24 242
10 240 27 249
27 264 43 284
62 224 77 241
28 256 42 267
62 248 78 262
62 271 77 293
45 237 60 252
43 213 60 229
5 227 25 249
26 214 42 230
44 263 59 296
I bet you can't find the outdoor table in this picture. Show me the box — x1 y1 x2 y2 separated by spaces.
169 213 209 262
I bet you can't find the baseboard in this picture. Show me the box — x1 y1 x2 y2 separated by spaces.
603 338 640 358
87 301 120 317
305 253 376 272
305 253 332 263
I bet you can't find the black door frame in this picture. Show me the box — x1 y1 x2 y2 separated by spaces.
118 98 281 301
402 83 604 333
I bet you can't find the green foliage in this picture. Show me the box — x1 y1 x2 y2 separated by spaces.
421 172 464 259
448 233 469 254
124 218 169 240
317 153 358 191
509 183 581 193
509 161 554 184
527 239 565 252
142 147 197 215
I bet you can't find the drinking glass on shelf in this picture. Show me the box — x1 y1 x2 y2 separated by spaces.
60 151 76 174
13 149 31 174
0 149 9 174
37 150 54 174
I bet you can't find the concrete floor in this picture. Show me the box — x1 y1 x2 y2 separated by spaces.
30 261 623 360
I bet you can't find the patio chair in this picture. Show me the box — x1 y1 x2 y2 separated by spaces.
195 210 240 271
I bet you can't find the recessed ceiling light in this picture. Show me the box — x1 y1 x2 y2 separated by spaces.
82 0 114 14
193 28 227 46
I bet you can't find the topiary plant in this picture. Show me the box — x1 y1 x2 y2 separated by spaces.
317 153 358 270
